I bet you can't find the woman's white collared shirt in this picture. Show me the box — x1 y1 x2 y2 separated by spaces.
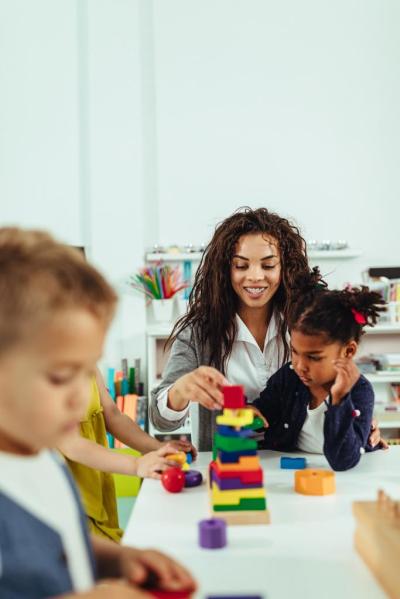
157 311 286 420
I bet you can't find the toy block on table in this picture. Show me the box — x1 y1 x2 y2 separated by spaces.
209 386 270 525
210 461 263 484
294 469 335 496
215 456 260 472
166 452 187 466
218 449 257 463
353 490 400 599
210 469 262 490
149 590 193 599
243 416 265 431
211 483 266 503
216 409 254 428
280 456 307 470
223 385 245 409
217 425 255 438
214 434 257 453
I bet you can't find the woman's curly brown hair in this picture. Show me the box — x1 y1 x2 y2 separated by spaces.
168 206 312 372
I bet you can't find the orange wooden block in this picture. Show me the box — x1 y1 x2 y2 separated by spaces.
294 469 335 496
215 456 261 472
166 452 187 466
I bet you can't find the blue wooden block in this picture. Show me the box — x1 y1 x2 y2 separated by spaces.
218 449 257 463
280 456 307 469
216 425 254 438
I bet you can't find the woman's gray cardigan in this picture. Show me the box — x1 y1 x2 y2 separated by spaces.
149 326 217 451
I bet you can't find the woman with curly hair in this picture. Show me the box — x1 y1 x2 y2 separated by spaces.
149 207 384 451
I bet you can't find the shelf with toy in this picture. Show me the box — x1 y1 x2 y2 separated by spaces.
308 249 362 259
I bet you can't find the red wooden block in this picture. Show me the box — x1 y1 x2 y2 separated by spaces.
223 385 245 409
210 461 263 484
149 590 193 599
161 467 185 493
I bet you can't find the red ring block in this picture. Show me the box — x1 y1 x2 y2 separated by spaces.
210 460 263 484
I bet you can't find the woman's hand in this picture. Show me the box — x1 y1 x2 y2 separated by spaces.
369 419 389 449
135 444 181 479
168 366 228 412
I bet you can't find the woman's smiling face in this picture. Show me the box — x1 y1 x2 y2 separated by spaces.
230 233 281 312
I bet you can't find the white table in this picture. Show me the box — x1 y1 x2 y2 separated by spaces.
123 449 400 599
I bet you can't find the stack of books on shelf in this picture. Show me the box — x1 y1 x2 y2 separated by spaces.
106 359 147 448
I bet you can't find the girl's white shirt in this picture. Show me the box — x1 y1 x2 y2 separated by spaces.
297 400 328 454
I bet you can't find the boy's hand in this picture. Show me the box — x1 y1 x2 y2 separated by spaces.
136 444 182 479
331 358 360 405
76 580 151 598
161 439 198 461
120 547 196 594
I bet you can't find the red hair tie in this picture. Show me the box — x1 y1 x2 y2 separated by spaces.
351 308 367 325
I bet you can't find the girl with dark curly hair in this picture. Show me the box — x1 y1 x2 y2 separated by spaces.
150 207 384 451
251 276 387 470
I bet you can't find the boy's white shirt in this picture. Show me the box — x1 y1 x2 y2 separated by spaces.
297 400 328 454
0 449 94 592
157 311 286 447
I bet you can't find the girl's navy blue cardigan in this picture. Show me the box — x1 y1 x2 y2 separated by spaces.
252 362 376 471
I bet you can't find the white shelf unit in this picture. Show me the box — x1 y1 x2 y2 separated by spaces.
360 325 400 438
145 249 362 262
146 326 192 440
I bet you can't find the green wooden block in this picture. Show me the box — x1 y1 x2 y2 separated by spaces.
243 416 264 430
213 497 267 511
214 434 257 453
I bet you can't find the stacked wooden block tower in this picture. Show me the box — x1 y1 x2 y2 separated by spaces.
208 385 270 524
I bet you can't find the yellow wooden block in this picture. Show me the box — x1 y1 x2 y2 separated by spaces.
295 469 335 496
166 452 186 466
211 483 265 505
216 408 254 427
215 456 261 472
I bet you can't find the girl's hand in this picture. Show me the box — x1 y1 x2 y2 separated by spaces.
168 367 228 411
330 358 360 405
135 444 182 479
161 439 198 461
369 419 389 449
119 547 196 594
246 405 269 428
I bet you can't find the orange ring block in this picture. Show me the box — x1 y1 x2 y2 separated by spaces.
215 456 261 472
294 469 336 496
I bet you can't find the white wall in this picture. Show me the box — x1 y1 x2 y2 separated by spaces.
0 0 82 244
1 0 399 367
153 0 400 287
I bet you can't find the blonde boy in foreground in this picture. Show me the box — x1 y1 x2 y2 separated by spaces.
0 228 196 599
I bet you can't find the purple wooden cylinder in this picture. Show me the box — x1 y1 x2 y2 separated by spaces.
199 518 227 549
184 470 203 487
